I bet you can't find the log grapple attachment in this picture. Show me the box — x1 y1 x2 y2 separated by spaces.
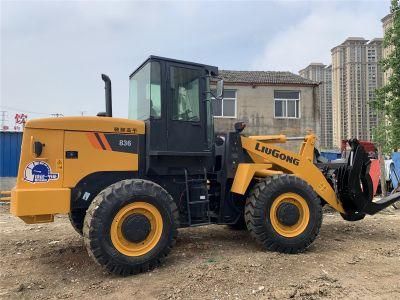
336 139 400 217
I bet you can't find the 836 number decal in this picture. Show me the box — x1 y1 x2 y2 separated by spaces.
119 140 132 147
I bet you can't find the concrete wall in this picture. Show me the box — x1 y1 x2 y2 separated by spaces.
214 84 320 150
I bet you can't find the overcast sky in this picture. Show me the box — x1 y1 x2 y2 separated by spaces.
0 0 390 121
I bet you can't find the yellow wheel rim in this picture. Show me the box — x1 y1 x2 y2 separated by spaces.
110 202 163 256
270 192 310 238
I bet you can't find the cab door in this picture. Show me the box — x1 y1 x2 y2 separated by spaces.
166 63 209 153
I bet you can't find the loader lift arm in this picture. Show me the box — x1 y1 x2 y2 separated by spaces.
232 134 400 216
231 134 345 213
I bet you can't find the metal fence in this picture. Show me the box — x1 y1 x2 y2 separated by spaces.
0 132 23 177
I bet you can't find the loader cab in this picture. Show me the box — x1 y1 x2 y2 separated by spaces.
128 56 219 175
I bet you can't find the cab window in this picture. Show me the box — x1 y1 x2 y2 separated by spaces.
170 67 200 121
129 62 161 120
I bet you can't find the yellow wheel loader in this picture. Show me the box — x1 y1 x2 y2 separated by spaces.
2 56 400 276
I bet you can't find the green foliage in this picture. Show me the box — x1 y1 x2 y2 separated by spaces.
372 0 400 153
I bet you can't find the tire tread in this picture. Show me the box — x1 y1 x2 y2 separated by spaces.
83 179 178 276
244 175 322 254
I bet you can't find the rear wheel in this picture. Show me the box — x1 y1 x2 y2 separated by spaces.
245 175 322 253
83 179 179 276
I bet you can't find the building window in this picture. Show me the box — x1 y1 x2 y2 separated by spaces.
212 90 236 118
274 90 300 119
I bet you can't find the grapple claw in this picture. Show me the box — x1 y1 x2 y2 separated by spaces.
337 139 400 216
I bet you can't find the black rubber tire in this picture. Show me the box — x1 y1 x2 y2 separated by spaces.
83 179 179 276
245 175 323 254
340 212 366 221
69 209 86 236
227 214 246 230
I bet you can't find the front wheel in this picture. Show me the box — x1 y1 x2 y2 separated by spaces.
83 179 179 276
227 214 246 230
245 175 322 253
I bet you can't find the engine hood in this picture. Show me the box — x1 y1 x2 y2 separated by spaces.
25 116 145 134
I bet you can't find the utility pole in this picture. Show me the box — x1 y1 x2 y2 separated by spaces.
0 111 8 131
378 145 387 196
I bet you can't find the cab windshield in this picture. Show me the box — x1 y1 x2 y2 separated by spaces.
128 61 161 120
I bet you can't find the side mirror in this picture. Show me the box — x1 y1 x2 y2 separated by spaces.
216 79 224 98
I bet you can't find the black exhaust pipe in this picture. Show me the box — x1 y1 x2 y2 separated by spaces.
101 74 112 117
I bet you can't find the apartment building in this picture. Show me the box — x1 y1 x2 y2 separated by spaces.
382 13 394 85
331 37 383 148
299 63 333 148
367 39 384 136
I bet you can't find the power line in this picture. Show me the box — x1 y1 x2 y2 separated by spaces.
0 105 53 116
50 113 64 118
1 105 89 118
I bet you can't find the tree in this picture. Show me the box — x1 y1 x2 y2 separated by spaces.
372 0 400 153
371 0 399 195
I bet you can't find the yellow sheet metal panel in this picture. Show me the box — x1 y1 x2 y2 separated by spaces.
25 116 145 134
20 215 54 224
254 169 283 177
248 135 287 143
63 131 139 187
231 163 272 194
298 134 316 162
240 136 345 213
15 128 64 190
10 187 70 217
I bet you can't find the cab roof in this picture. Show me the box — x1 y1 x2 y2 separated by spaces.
129 55 219 79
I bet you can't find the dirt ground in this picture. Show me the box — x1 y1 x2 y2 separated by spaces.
0 205 399 300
